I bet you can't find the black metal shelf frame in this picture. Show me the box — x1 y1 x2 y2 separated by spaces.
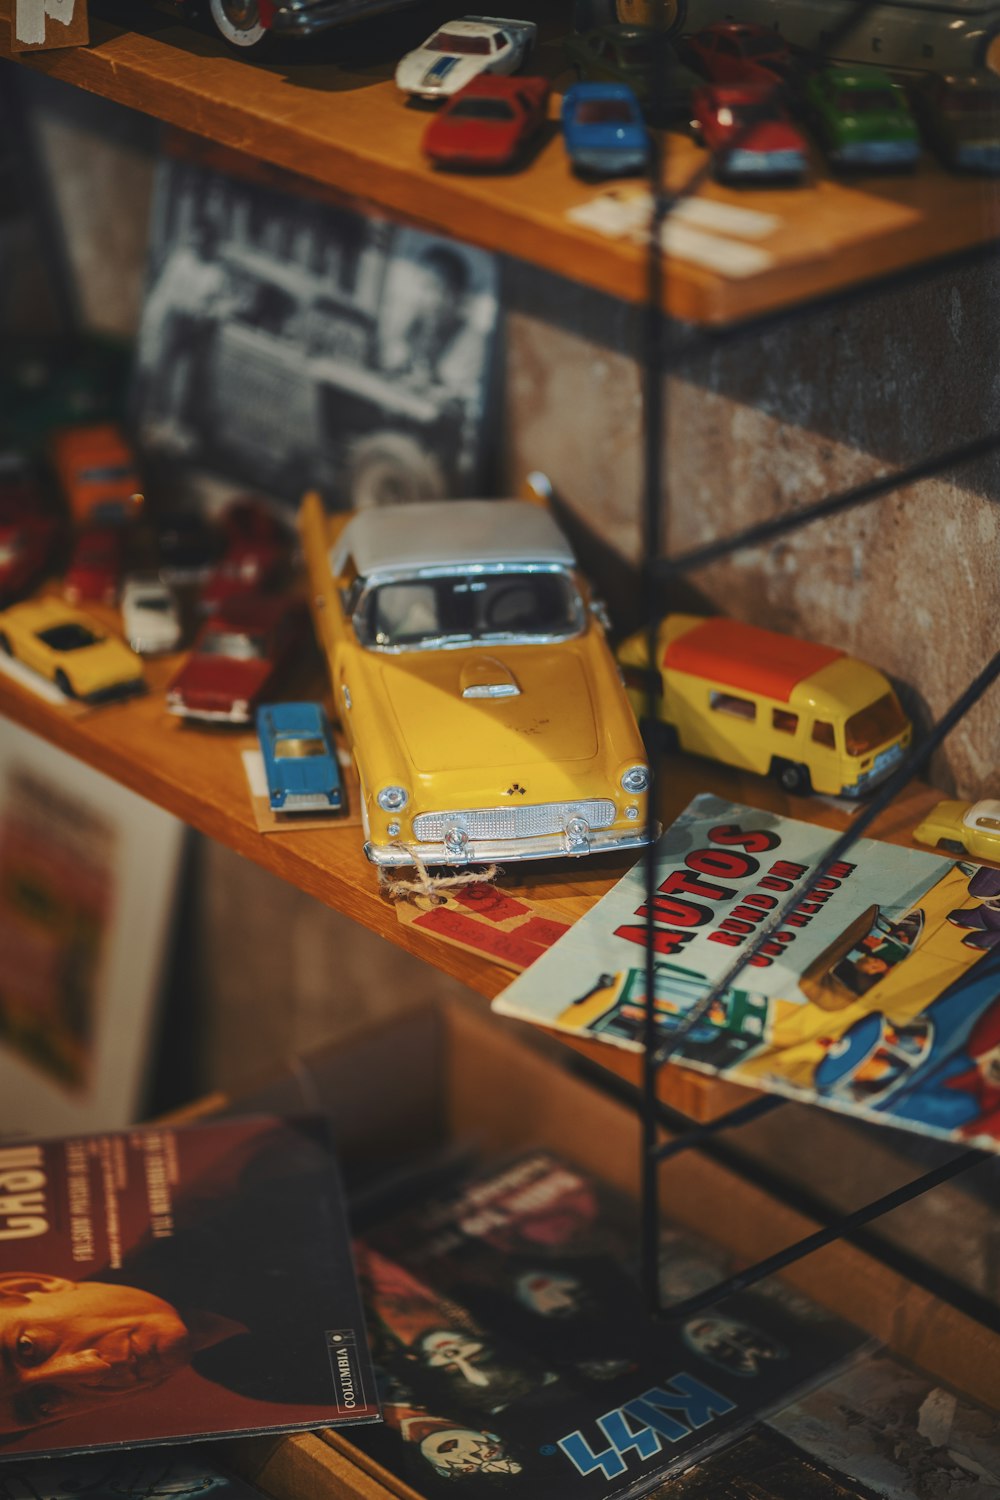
635 0 1000 1315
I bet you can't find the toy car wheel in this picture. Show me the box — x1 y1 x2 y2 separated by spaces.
54 669 76 699
938 838 966 854
0 632 11 657
208 0 271 50
773 759 811 795
348 432 447 510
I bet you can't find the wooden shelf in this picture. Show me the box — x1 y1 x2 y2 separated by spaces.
0 594 949 1121
3 3 1000 326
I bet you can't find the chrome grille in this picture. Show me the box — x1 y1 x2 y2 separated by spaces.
413 800 617 842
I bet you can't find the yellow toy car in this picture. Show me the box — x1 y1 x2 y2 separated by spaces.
618 613 911 798
300 493 652 867
0 596 145 703
913 799 1000 863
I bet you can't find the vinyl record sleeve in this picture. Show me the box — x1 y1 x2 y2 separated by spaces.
0 1115 378 1457
346 1151 868 1500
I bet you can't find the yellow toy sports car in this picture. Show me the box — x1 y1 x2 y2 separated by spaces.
913 799 1000 864
300 494 652 868
0 596 145 703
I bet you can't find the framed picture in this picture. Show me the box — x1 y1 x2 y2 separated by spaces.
0 719 183 1134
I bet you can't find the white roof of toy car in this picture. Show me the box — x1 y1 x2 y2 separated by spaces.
964 799 1000 828
337 500 576 578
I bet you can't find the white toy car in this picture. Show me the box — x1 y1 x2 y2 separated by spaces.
121 575 182 656
395 16 537 101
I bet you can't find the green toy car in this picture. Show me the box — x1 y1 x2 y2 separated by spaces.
804 64 921 169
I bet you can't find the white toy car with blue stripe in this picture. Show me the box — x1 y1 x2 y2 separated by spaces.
395 17 537 101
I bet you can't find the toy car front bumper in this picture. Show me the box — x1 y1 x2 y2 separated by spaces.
831 139 919 168
268 0 414 37
365 824 655 867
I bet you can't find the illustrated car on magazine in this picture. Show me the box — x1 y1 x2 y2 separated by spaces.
299 492 652 868
396 17 537 100
257 700 344 813
0 596 146 703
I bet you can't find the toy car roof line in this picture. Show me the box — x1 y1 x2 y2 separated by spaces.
333 500 576 577
663 617 846 702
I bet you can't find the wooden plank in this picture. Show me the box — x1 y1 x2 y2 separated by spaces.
0 590 948 1121
2 4 998 326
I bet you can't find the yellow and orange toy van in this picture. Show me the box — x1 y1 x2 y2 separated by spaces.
618 614 911 798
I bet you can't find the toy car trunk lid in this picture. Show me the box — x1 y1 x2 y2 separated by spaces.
331 499 575 578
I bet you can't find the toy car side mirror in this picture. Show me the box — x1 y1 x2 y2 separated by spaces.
590 598 613 631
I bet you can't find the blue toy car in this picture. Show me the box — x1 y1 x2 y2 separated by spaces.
256 701 343 814
561 81 649 177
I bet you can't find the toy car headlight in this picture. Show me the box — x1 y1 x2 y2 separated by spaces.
377 785 410 812
621 765 651 794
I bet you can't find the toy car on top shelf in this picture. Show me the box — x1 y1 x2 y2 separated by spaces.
909 70 1000 170
423 76 551 170
64 525 123 607
562 81 650 175
300 493 652 868
691 81 809 181
396 18 537 101
913 799 1000 862
617 613 912 798
166 596 304 725
0 457 59 607
0 597 146 703
804 66 922 169
188 0 419 53
121 575 183 656
51 423 142 525
564 25 702 116
680 20 795 84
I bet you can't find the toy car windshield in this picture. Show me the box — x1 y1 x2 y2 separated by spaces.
428 30 493 53
449 98 517 119
844 693 908 755
274 734 328 758
358 569 585 649
575 100 636 123
836 89 899 112
38 624 103 651
200 629 266 659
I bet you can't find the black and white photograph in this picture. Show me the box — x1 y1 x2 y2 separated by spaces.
133 150 500 510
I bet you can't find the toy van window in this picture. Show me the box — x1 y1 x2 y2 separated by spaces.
844 693 907 755
812 719 836 748
772 709 798 734
709 691 756 720
492 31 505 46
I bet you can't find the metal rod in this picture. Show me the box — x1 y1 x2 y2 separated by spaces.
654 429 1000 580
651 643 1000 1070
653 1094 786 1163
660 1150 985 1322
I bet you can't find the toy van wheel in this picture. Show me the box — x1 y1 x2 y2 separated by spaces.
54 669 75 699
773 759 811 795
0 633 11 656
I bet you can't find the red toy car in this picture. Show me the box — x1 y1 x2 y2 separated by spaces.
0 457 59 606
423 75 551 170
692 82 809 182
165 595 304 724
64 525 124 606
682 21 794 85
198 499 290 614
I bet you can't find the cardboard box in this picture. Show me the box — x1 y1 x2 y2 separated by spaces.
216 1002 1000 1500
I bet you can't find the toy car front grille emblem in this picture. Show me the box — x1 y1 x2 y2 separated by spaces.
506 782 527 796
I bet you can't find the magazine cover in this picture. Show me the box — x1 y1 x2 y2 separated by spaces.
343 1151 867 1500
0 1442 269 1498
0 1115 377 1457
493 795 1000 1152
133 141 499 509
